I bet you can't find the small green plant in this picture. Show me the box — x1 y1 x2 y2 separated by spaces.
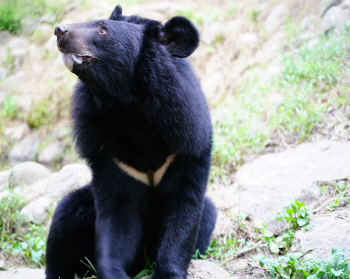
0 190 48 266
0 0 69 33
27 98 54 129
248 9 260 22
0 94 19 119
257 248 350 279
81 257 98 278
276 200 313 231
260 200 312 254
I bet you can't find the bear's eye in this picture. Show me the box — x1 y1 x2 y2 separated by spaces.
99 27 107 34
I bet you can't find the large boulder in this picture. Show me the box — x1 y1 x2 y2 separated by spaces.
9 133 41 163
20 196 52 224
235 141 350 227
264 4 288 34
295 214 350 259
46 164 92 198
8 162 51 188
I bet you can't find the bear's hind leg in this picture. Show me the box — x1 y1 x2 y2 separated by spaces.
195 197 217 255
45 185 96 279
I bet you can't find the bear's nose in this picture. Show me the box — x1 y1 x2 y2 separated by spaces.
55 24 68 41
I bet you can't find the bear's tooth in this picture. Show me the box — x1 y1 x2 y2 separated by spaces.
72 54 83 64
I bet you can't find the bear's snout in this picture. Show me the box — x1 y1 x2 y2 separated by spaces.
55 25 68 41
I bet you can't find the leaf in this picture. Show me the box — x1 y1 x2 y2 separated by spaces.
263 230 274 238
297 217 308 226
252 254 264 262
30 249 43 264
269 242 280 254
331 268 344 276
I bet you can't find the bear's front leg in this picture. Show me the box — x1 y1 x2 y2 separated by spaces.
91 161 146 279
152 155 210 279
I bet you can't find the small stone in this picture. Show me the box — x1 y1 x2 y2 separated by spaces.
14 177 50 201
224 259 249 271
0 259 5 269
20 196 52 224
0 30 14 46
187 260 231 279
0 170 11 189
321 6 347 34
38 142 66 164
41 14 57 23
265 4 288 34
46 164 92 198
8 162 51 188
9 133 41 163
4 123 31 142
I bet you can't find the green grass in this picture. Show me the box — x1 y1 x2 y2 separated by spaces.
260 200 313 255
0 0 68 33
0 190 48 266
256 248 350 279
211 32 350 180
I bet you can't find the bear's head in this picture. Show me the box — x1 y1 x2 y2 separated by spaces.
54 5 199 78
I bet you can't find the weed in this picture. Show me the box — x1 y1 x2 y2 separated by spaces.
248 9 260 22
0 94 19 120
27 98 53 129
257 248 350 279
276 200 313 232
0 190 48 266
211 31 349 181
0 0 68 34
260 200 312 254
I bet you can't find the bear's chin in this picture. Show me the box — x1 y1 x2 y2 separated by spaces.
62 53 84 72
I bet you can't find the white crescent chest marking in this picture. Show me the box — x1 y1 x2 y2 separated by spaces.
114 155 175 187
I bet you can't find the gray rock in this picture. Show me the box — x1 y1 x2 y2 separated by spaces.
295 216 350 259
14 177 50 201
0 67 7 82
8 162 51 188
20 196 52 224
21 18 40 34
40 14 57 23
7 37 30 69
0 259 5 269
224 259 249 271
0 190 10 200
16 94 32 116
9 133 41 163
187 260 231 279
52 119 71 140
0 170 11 189
0 30 14 46
321 0 344 16
38 142 65 164
46 164 92 198
265 4 288 33
321 6 348 34
0 268 44 279
4 123 31 142
235 141 350 228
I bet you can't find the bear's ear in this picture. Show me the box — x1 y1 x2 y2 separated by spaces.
160 16 199 58
109 5 123 20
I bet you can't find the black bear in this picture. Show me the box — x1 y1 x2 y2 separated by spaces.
46 5 216 279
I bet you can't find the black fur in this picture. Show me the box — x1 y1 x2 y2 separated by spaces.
46 5 216 279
